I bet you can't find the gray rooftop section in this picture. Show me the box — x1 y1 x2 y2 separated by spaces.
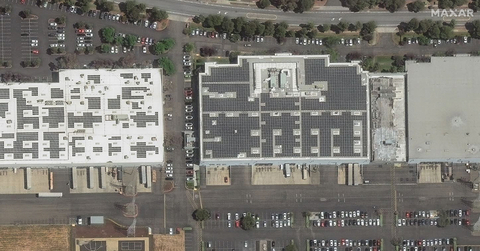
44 132 65 159
0 103 7 118
86 97 101 110
108 95 121 109
68 112 103 128
51 88 64 99
406 56 480 163
0 89 9 99
200 55 370 165
0 132 39 159
122 87 148 100
42 107 64 128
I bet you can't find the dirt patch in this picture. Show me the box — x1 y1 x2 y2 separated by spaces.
153 230 185 251
0 225 70 251
156 19 170 31
163 180 174 193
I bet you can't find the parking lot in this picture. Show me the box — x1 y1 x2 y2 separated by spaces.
0 15 12 64
204 211 294 230
20 18 39 62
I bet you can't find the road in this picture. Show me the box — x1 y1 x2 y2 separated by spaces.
135 0 464 27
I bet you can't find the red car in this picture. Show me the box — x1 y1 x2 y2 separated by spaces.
76 29 84 33
235 220 240 228
21 0 25 4
466 210 470 216
31 50 39 54
465 219 470 225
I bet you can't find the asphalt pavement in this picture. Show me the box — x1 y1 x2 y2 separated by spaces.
135 0 465 27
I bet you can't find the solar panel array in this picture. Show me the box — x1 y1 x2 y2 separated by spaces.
200 57 368 161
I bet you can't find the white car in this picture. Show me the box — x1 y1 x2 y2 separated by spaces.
123 47 127 53
186 115 193 120
58 44 65 48
114 47 118 53
142 46 147 54
110 46 115 54
184 61 191 66
151 21 157 29
77 43 85 47
49 22 57 27
86 33 93 37
144 20 149 27
227 213 231 220
50 43 58 48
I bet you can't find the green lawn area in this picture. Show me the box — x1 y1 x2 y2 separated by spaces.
374 56 394 72
186 180 195 190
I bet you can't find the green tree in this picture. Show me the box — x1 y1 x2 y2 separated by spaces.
123 34 137 48
449 19 456 27
241 215 255 230
31 58 41 67
407 0 425 12
233 17 247 33
416 19 433 34
256 23 266 35
305 22 315 31
295 0 315 12
263 21 275 36
243 21 258 37
286 30 296 37
321 23 331 32
163 38 176 50
229 33 241 42
158 57 176 76
336 21 349 33
355 21 363 31
439 25 454 40
22 9 31 18
323 36 341 47
150 7 168 21
285 244 298 251
101 44 112 53
193 14 205 24
184 43 194 52
193 208 210 221
406 18 419 32
257 0 271 8
204 14 223 28
96 0 114 12
55 16 66 25
101 27 116 43
360 21 377 41
437 210 450 227
361 57 379 71
382 0 405 12
274 26 287 39
345 0 369 11
470 20 480 38
115 36 124 46
307 29 318 39
221 17 235 34
153 42 166 54
296 28 308 38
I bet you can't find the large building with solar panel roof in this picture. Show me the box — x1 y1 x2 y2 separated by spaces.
0 68 163 167
199 54 370 165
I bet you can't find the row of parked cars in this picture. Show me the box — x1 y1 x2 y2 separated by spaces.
47 23 66 49
405 36 470 46
75 28 94 48
319 210 371 219
314 218 380 227
190 29 228 39
183 54 192 77
310 239 382 249
402 238 453 250
296 37 361 46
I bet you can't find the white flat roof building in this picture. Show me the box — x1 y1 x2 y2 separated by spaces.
406 56 480 163
0 69 164 166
